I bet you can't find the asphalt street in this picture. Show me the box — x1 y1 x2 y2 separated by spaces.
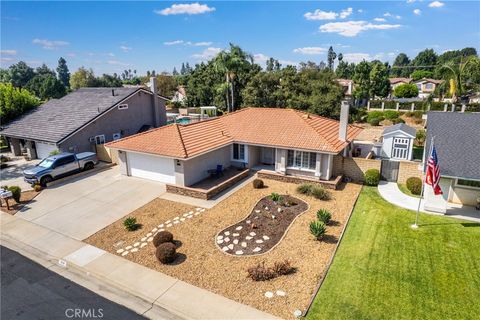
1 246 146 320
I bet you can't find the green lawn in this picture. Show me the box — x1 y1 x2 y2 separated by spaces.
306 187 480 320
397 183 421 198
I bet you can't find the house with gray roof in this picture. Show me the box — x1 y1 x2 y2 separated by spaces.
1 78 168 159
379 123 417 161
422 112 480 211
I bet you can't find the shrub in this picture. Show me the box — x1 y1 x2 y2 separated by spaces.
269 192 282 202
364 169 380 186
367 117 382 126
316 209 332 224
393 83 419 98
153 231 173 247
49 150 61 156
367 111 384 121
247 262 277 281
383 110 400 120
7 186 21 203
391 117 405 124
406 177 422 195
406 110 424 119
310 185 331 200
252 179 264 189
155 242 177 264
415 129 426 146
310 221 326 240
297 183 313 195
272 260 295 276
123 217 139 231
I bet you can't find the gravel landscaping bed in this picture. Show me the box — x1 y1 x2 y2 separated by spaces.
86 179 361 319
0 190 41 215
217 195 308 256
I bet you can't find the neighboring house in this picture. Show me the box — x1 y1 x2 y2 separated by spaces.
106 103 362 186
172 86 187 104
1 79 168 159
468 93 480 103
336 79 354 97
389 78 412 91
413 78 443 99
423 112 480 212
379 123 416 161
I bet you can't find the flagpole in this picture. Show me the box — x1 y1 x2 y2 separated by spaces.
412 136 434 229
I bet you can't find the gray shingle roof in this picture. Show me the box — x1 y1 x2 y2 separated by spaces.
1 87 141 143
382 123 416 137
425 112 480 180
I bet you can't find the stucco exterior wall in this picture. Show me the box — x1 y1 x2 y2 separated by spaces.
248 145 261 168
59 91 166 154
182 145 231 186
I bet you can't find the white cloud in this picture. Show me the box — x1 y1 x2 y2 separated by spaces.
253 53 269 64
304 7 354 20
342 53 372 63
32 38 69 49
192 41 212 46
192 47 221 60
67 52 76 57
383 12 401 19
374 17 386 22
1 57 15 62
407 0 416 3
293 47 327 55
120 45 132 52
429 1 445 8
164 40 184 45
413 9 422 15
107 52 115 57
164 40 212 46
304 9 337 20
107 60 130 67
0 50 17 55
279 59 298 66
339 8 353 19
319 21 401 37
155 3 215 15
357 9 364 13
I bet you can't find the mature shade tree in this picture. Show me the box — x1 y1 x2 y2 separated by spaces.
0 82 40 123
26 74 66 100
155 74 178 97
410 70 434 80
56 57 70 88
8 61 35 88
391 53 411 77
35 64 56 77
97 74 123 87
299 61 321 71
70 67 97 89
437 47 477 65
352 61 372 101
412 49 438 71
336 60 355 79
369 61 390 98
327 46 337 70
266 58 281 72
393 83 419 98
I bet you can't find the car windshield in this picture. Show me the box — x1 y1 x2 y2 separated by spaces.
38 158 55 168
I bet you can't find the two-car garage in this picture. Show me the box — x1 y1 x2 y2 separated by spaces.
124 152 176 184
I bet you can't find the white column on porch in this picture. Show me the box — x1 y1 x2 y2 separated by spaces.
315 153 322 178
275 148 286 174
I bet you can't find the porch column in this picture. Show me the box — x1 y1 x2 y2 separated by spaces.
9 138 21 156
275 149 286 174
25 141 37 159
315 153 322 178
325 154 333 180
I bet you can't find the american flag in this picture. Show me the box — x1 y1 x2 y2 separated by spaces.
425 143 443 195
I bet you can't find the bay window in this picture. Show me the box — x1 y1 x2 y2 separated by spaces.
287 150 316 170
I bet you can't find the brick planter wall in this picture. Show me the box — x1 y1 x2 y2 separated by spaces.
398 161 423 184
257 170 342 190
333 156 381 182
166 169 250 200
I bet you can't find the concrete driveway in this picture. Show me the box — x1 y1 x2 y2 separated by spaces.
16 167 166 240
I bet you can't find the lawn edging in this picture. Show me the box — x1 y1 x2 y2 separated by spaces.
302 183 363 317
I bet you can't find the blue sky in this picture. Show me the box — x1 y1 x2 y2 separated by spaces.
1 1 479 75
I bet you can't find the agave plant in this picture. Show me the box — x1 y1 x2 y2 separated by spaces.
316 209 332 225
309 221 326 240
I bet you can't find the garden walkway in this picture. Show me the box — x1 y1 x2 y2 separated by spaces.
377 181 480 223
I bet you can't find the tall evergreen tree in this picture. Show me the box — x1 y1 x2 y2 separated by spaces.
56 57 70 88
172 67 179 75
180 63 186 75
327 46 337 70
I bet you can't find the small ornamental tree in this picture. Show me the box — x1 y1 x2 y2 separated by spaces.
394 83 419 98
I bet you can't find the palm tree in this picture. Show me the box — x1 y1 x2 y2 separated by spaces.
439 56 479 102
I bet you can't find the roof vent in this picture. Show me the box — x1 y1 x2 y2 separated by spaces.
111 89 115 96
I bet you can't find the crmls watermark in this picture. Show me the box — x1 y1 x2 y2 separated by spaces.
65 308 104 318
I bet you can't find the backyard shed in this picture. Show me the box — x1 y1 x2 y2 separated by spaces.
380 123 416 161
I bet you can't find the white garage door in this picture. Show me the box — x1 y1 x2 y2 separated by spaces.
35 141 58 159
128 152 175 183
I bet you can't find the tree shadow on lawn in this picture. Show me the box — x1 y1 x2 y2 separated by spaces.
417 222 480 228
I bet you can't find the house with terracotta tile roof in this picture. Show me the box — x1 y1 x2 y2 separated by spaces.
106 102 362 187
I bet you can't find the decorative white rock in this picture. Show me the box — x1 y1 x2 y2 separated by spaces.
158 224 164 228
228 244 234 250
265 206 269 210
194 212 200 216
255 239 264 244
200 208 205 212
217 235 224 240
241 242 247 248
125 246 132 250
189 211 194 214
264 291 274 298
146 233 152 237
187 215 193 219
253 247 262 252
121 251 129 256
224 231 230 236
196 208 201 211
232 233 239 237
147 237 153 242
246 220 251 224
180 218 185 222
159 229 165 232
276 290 286 296
245 236 253 240
152 228 158 232
235 250 244 255
249 232 256 236
233 239 239 245
217 239 224 244
131 248 138 253
174 217 179 220
263 235 270 240
140 243 148 248
235 226 243 231
293 310 303 318
222 246 229 252
277 208 282 213
167 224 173 227
255 210 260 213
116 249 124 253
141 237 147 242
183 213 189 217
165 220 171 224
271 215 276 219
173 220 180 224
224 237 230 242
133 242 140 247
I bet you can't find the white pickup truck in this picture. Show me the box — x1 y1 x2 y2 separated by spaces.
23 152 98 186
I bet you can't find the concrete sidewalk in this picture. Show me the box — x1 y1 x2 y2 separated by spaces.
377 181 480 223
1 212 279 320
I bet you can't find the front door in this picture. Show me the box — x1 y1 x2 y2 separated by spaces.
261 148 275 165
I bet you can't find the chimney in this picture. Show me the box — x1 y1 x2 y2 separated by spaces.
149 77 161 127
338 100 350 142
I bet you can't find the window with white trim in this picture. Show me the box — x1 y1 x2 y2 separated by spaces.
118 104 128 110
95 134 105 145
232 143 246 161
456 179 480 189
287 150 316 170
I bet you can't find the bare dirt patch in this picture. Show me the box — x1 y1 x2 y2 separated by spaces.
85 179 361 319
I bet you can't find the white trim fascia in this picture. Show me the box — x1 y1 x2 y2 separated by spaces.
382 130 416 139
